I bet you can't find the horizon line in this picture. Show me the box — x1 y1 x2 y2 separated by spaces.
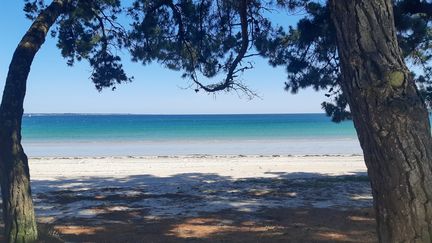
24 112 326 116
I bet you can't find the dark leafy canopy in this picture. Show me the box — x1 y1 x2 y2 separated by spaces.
24 0 131 91
256 1 346 121
259 0 432 122
22 0 432 116
127 0 273 97
394 0 432 108
127 0 432 122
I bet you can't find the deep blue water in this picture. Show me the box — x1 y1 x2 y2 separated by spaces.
22 113 357 142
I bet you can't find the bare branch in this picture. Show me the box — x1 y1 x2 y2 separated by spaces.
139 0 258 98
192 0 252 94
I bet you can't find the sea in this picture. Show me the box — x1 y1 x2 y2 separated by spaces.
21 113 362 157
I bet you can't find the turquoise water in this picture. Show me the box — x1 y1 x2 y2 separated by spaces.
22 114 356 142
21 114 361 156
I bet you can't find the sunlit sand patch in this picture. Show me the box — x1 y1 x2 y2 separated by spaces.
78 206 132 216
143 215 160 220
348 215 374 222
315 231 349 241
78 209 102 216
168 217 280 238
105 206 131 211
58 183 92 190
54 225 105 235
94 195 106 199
351 195 373 200
35 205 55 210
241 221 256 226
249 189 272 196
38 216 56 224
248 189 298 197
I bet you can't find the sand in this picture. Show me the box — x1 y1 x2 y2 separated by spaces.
3 155 377 242
30 154 366 180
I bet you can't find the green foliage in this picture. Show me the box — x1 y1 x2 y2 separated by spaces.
394 0 432 109
257 2 338 94
21 0 432 116
128 0 228 77
263 0 432 121
124 0 352 118
24 0 131 91
127 0 272 95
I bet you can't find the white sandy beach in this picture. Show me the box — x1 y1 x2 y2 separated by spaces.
28 155 372 220
30 154 367 180
7 155 377 242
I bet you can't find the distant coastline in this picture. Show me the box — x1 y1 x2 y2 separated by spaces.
23 112 327 116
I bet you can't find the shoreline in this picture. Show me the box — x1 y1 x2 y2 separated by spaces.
28 153 364 159
23 138 362 157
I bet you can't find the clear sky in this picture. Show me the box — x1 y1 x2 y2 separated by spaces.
0 1 327 114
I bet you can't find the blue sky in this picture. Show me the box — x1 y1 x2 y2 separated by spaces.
0 1 327 114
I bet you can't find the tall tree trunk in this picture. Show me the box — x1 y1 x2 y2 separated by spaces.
329 0 432 242
0 1 67 242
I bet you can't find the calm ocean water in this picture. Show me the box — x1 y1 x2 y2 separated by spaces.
21 114 362 156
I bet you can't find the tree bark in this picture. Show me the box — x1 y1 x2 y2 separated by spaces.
0 1 68 242
329 0 432 242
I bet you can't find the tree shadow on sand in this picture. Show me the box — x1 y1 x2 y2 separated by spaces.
1 172 376 242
